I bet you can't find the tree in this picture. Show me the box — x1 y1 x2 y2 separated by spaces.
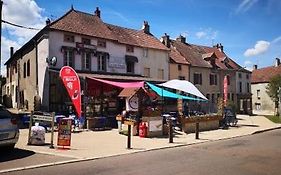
266 75 281 116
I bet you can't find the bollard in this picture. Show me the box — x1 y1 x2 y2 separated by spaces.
195 122 199 139
127 124 131 149
168 119 173 143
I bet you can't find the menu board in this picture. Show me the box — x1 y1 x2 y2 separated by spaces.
57 118 72 147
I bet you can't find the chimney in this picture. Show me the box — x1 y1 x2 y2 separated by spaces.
253 64 258 70
46 18 51 25
161 33 170 48
95 7 101 18
219 43 224 52
142 21 150 34
275 58 280 67
176 35 186 44
10 47 14 58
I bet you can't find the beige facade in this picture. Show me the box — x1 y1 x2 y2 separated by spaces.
251 83 275 115
169 63 189 80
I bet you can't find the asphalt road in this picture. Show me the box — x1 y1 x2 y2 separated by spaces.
0 148 72 171
3 129 281 175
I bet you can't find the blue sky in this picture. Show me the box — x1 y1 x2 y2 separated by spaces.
2 0 281 74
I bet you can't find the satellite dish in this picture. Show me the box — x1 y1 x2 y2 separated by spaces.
49 56 57 66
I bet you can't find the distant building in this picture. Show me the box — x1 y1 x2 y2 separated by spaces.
251 58 281 115
161 34 252 114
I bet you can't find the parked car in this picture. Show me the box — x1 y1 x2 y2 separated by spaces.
0 105 19 150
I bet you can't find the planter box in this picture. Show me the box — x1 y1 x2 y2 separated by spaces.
181 115 221 133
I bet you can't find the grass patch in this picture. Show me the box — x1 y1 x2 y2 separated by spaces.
265 115 281 123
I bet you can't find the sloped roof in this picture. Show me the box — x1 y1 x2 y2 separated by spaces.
170 47 190 65
251 65 281 83
172 41 211 68
106 24 169 50
171 40 242 70
49 9 168 51
49 9 116 40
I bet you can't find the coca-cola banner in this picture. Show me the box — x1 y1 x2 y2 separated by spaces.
59 66 81 118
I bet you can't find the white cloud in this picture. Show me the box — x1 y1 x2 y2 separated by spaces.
1 0 46 76
1 36 21 75
244 40 270 57
196 31 206 39
244 60 252 65
272 36 281 44
195 28 218 40
235 0 259 14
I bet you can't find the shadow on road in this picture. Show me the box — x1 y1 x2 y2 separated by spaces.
0 148 35 162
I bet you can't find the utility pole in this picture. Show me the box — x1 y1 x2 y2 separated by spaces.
0 1 3 76
0 1 3 104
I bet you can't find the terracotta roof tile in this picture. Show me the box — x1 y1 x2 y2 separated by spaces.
171 40 242 70
172 41 211 68
251 65 281 83
106 24 169 50
50 10 116 40
170 47 190 65
49 9 168 51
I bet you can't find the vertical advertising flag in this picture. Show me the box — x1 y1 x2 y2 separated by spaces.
59 66 81 118
223 75 228 106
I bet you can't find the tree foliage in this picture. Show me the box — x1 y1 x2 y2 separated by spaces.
266 75 281 114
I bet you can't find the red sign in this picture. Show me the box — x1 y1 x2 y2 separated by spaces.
59 66 81 118
223 75 228 106
57 118 72 147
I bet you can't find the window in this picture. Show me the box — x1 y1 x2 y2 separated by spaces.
157 69 164 79
82 52 91 70
246 74 249 79
217 93 220 100
82 38 91 45
97 40 106 48
6 66 9 78
255 103 261 110
194 73 202 85
227 93 230 100
257 90 260 99
126 45 134 53
27 60 30 77
247 83 250 93
206 94 210 100
144 67 150 77
126 61 135 73
239 82 242 93
231 93 234 101
143 48 148 57
64 34 75 43
238 73 242 78
97 53 107 71
178 76 185 80
23 62 26 78
211 94 215 103
178 65 182 71
209 74 217 85
63 49 74 68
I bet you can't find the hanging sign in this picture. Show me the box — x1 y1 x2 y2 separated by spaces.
59 66 81 118
57 118 72 147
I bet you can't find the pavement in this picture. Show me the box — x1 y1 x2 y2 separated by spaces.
1 114 281 173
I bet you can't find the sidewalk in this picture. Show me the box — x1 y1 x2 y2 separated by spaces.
15 115 281 159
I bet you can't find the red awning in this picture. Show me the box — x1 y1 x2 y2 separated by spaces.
87 77 144 88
